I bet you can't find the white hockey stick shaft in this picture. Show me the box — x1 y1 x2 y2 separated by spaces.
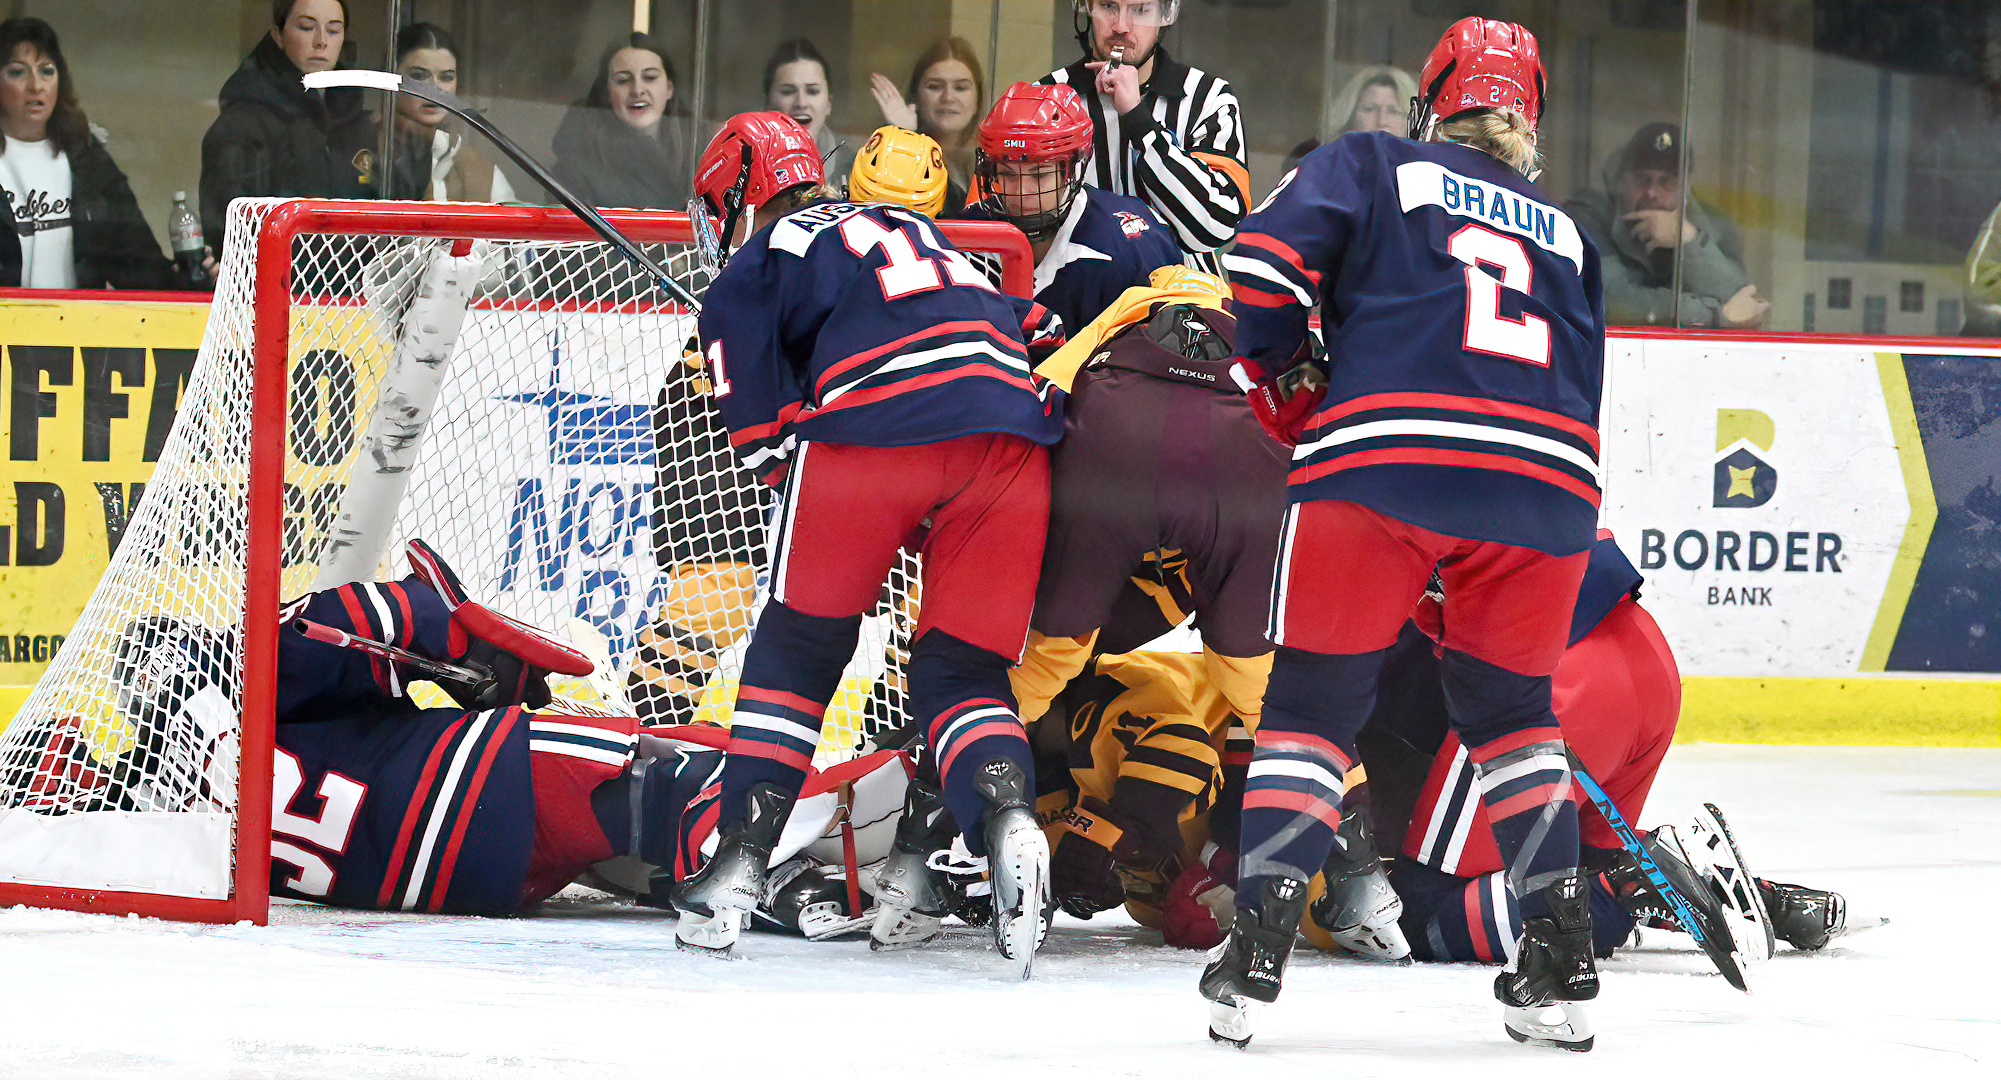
303 70 702 312
312 246 486 589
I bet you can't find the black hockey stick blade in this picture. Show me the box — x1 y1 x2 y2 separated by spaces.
302 70 701 312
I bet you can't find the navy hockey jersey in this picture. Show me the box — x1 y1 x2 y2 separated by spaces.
1226 131 1606 556
960 187 1183 345
271 579 637 914
272 703 537 913
700 201 1064 483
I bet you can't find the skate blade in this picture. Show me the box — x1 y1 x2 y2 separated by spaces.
869 907 944 952
989 816 1050 980
1207 998 1256 1048
675 907 746 958
1503 1004 1593 1052
1329 922 1413 963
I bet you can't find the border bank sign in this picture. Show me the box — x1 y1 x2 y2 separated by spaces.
1599 338 1998 677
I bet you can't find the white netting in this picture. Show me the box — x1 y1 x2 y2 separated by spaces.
0 199 1019 905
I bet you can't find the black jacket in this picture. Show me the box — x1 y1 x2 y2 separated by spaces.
0 134 182 290
199 36 377 252
548 104 690 210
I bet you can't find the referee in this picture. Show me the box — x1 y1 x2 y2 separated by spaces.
1041 0 1249 272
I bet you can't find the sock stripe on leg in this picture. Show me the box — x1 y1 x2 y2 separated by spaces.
930 698 1026 779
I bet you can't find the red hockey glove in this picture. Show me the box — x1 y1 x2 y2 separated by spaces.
1236 357 1328 448
1161 850 1238 949
405 538 594 710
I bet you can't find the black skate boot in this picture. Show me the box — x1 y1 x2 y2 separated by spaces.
977 758 1049 979
1199 875 1309 1048
1604 825 1748 991
672 783 791 957
1497 870 1599 1052
870 778 957 952
1759 879 1851 951
1310 804 1411 961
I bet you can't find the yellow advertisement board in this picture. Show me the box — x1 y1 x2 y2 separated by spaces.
0 297 211 686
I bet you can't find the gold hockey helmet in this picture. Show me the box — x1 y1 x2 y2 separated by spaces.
848 126 949 217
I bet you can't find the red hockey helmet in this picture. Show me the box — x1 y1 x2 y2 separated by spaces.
975 82 1093 240
1413 17 1546 136
690 111 824 268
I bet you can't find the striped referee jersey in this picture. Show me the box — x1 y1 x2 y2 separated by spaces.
1042 49 1249 272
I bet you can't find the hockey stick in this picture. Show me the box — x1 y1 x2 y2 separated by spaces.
292 618 497 703
1568 750 1749 991
301 70 702 312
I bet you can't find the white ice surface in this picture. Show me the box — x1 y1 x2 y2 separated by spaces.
2 745 1995 1079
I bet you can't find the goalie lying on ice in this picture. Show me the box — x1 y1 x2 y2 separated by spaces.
45 539 916 928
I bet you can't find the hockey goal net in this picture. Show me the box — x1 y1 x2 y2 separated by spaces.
0 199 1031 923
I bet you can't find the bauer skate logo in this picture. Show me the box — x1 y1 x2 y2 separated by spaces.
1712 408 1777 508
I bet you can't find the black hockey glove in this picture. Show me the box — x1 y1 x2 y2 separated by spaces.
1051 796 1154 919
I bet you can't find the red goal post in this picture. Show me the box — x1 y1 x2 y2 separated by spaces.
0 199 1034 925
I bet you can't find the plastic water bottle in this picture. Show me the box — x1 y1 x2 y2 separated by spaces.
169 192 211 290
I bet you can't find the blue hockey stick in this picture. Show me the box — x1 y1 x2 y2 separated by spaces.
1567 750 1748 991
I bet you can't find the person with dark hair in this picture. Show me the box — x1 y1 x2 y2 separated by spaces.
764 38 851 185
869 37 983 214
0 17 188 290
385 22 514 203
549 32 689 209
199 0 375 253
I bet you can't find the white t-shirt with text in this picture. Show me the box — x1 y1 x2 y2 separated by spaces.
0 138 76 289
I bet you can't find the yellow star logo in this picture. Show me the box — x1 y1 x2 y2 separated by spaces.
1726 465 1758 499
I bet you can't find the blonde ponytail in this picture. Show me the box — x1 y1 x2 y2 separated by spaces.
1434 109 1540 177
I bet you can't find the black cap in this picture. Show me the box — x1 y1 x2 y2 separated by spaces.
1622 122 1681 174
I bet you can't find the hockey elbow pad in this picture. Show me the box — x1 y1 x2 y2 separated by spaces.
405 538 594 710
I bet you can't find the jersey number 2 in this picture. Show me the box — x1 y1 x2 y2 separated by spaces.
270 748 367 898
1448 224 1550 367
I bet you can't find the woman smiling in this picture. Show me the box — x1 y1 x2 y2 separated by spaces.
550 32 691 209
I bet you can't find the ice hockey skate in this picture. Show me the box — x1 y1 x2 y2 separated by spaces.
1605 823 1748 990
1311 804 1411 961
869 779 956 952
1199 875 1309 1048
1497 871 1599 1051
1761 879 1874 949
672 783 792 958
976 758 1049 979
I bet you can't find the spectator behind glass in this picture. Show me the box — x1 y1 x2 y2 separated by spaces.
549 33 690 209
765 39 851 187
0 17 189 290
386 23 515 203
870 37 983 214
200 0 376 253
1564 121 1769 329
1280 66 1419 178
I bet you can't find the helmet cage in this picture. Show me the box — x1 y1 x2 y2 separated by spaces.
689 142 754 274
976 149 1087 241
